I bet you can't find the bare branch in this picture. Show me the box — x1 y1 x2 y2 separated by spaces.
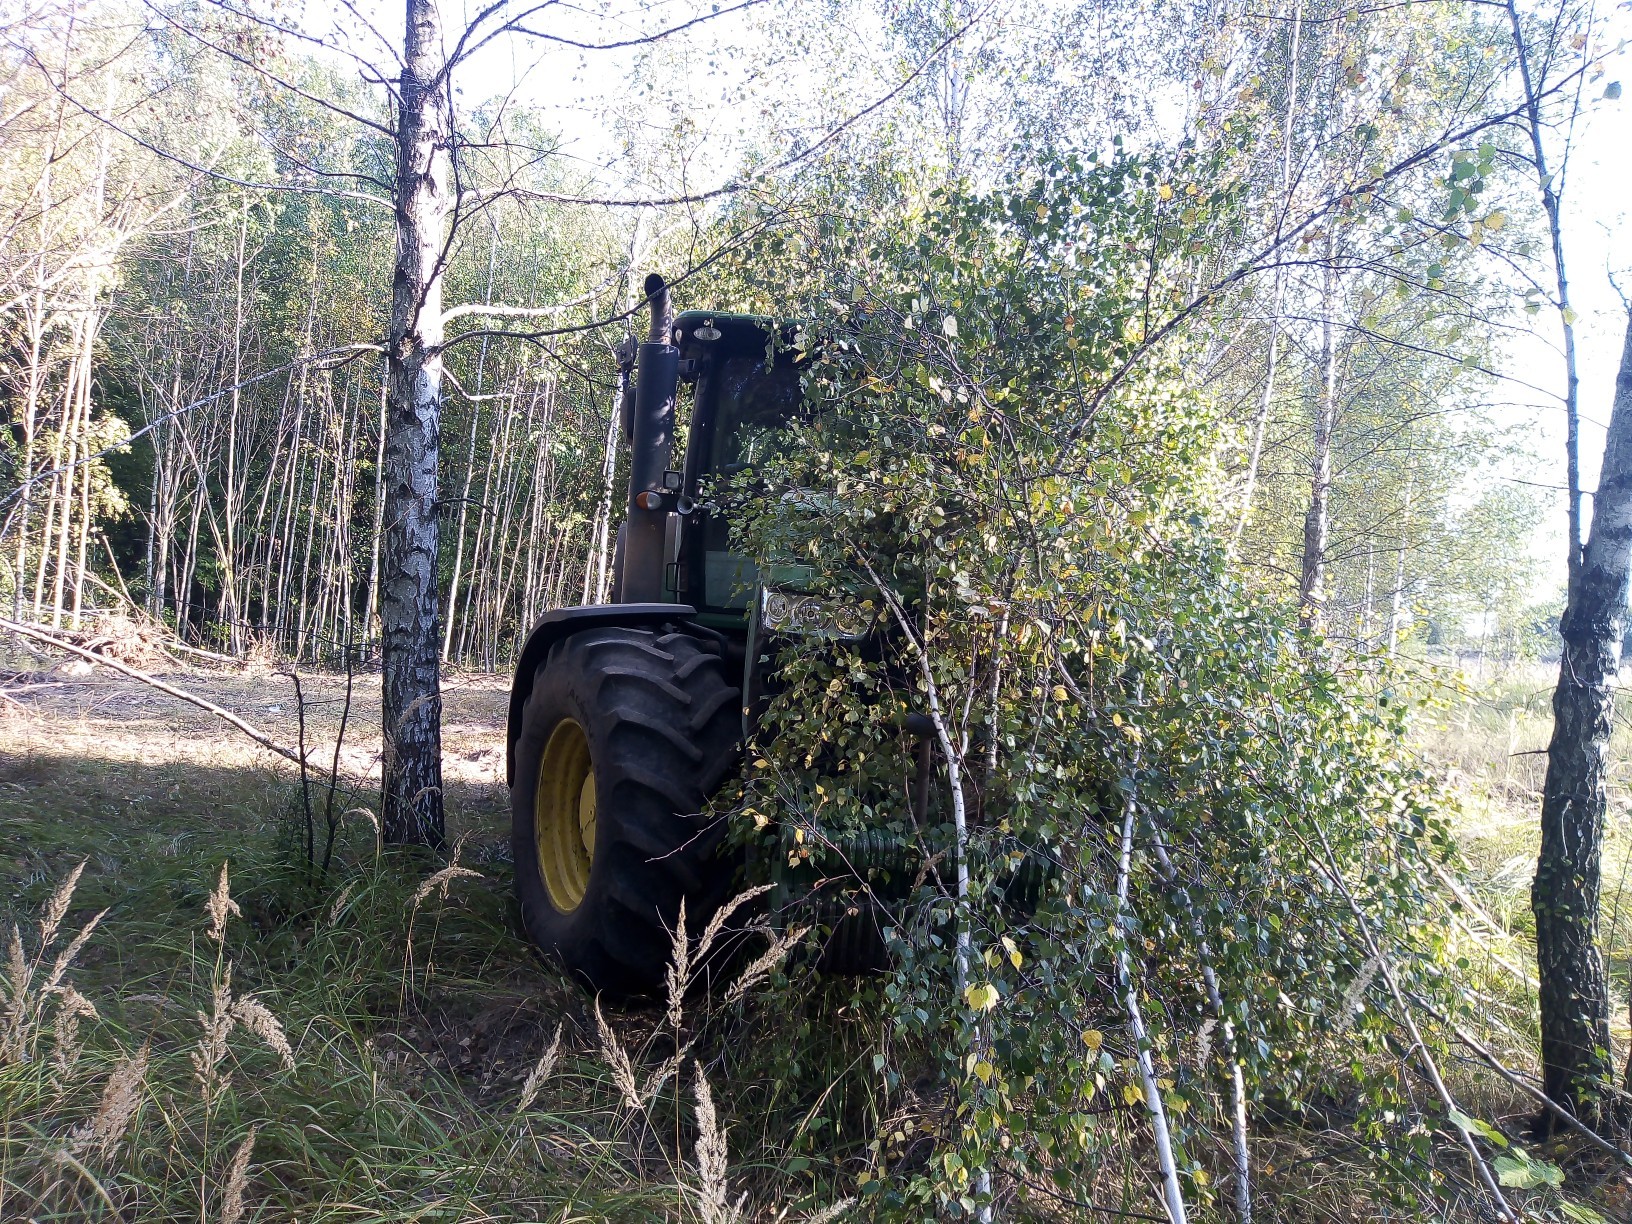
0 617 304 766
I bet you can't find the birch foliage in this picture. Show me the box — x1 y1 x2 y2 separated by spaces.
721 163 1471 1217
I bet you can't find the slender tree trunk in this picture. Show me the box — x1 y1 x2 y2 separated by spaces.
1505 0 1583 592
589 355 626 604
50 323 86 629
69 306 101 628
14 300 49 622
1231 0 1301 555
1533 311 1632 1123
455 403 502 662
179 460 206 639
219 209 250 653
364 359 387 646
441 236 498 660
1386 472 1414 658
1300 252 1339 621
380 0 451 847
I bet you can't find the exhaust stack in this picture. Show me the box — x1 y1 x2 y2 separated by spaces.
618 274 680 603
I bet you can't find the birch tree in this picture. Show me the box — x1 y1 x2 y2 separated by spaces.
379 0 452 847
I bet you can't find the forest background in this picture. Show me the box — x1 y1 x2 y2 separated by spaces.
1 0 1631 1218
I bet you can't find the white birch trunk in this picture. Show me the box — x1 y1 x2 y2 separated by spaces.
380 0 452 846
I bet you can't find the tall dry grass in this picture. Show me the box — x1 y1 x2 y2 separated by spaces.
0 850 853 1222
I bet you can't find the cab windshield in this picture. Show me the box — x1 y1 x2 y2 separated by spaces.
706 356 804 477
696 355 804 611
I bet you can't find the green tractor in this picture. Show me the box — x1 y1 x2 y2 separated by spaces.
506 275 896 998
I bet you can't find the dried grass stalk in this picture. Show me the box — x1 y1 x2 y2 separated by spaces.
2 864 103 1067
723 925 806 1007
231 994 295 1071
639 1049 685 1104
799 1200 857 1224
217 1125 257 1224
695 884 772 963
594 1000 642 1113
51 984 98 1074
40 860 87 947
665 899 691 1031
325 881 357 926
1 924 34 1064
45 908 108 995
409 835 479 908
192 967 236 1105
692 1062 743 1224
205 863 242 944
517 1023 563 1113
71 1045 149 1159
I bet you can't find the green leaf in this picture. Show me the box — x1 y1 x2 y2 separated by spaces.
1448 1109 1508 1147
1493 1152 1563 1188
1560 1201 1608 1223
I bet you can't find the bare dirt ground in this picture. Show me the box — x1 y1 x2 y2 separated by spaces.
0 642 515 910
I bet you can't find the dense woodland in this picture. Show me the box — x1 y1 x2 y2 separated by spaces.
2 0 1631 1219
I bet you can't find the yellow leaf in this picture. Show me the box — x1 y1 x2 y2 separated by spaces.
1052 685 1068 702
973 1060 994 1084
1082 1029 1103 1051
1122 1082 1144 1106
1158 184 1174 200
965 982 1000 1011
1484 210 1506 231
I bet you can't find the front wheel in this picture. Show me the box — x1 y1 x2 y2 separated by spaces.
510 625 741 998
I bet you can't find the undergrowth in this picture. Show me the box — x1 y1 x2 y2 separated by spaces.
4 649 1632 1222
0 809 853 1221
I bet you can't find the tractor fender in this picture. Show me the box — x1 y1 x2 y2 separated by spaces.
505 603 697 786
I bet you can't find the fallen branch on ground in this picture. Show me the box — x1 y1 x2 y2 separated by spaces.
0 615 304 766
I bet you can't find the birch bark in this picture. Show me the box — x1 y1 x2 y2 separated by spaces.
1533 311 1632 1121
380 0 451 846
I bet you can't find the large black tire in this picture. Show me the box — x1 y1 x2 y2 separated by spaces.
510 625 741 998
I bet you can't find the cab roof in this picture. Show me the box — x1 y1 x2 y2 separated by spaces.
671 309 803 366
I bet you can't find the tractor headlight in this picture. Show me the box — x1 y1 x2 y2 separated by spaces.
760 587 873 640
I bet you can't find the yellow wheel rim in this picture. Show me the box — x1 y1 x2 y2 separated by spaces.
535 718 596 912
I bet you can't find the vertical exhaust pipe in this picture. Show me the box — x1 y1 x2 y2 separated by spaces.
646 271 671 343
619 274 679 603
